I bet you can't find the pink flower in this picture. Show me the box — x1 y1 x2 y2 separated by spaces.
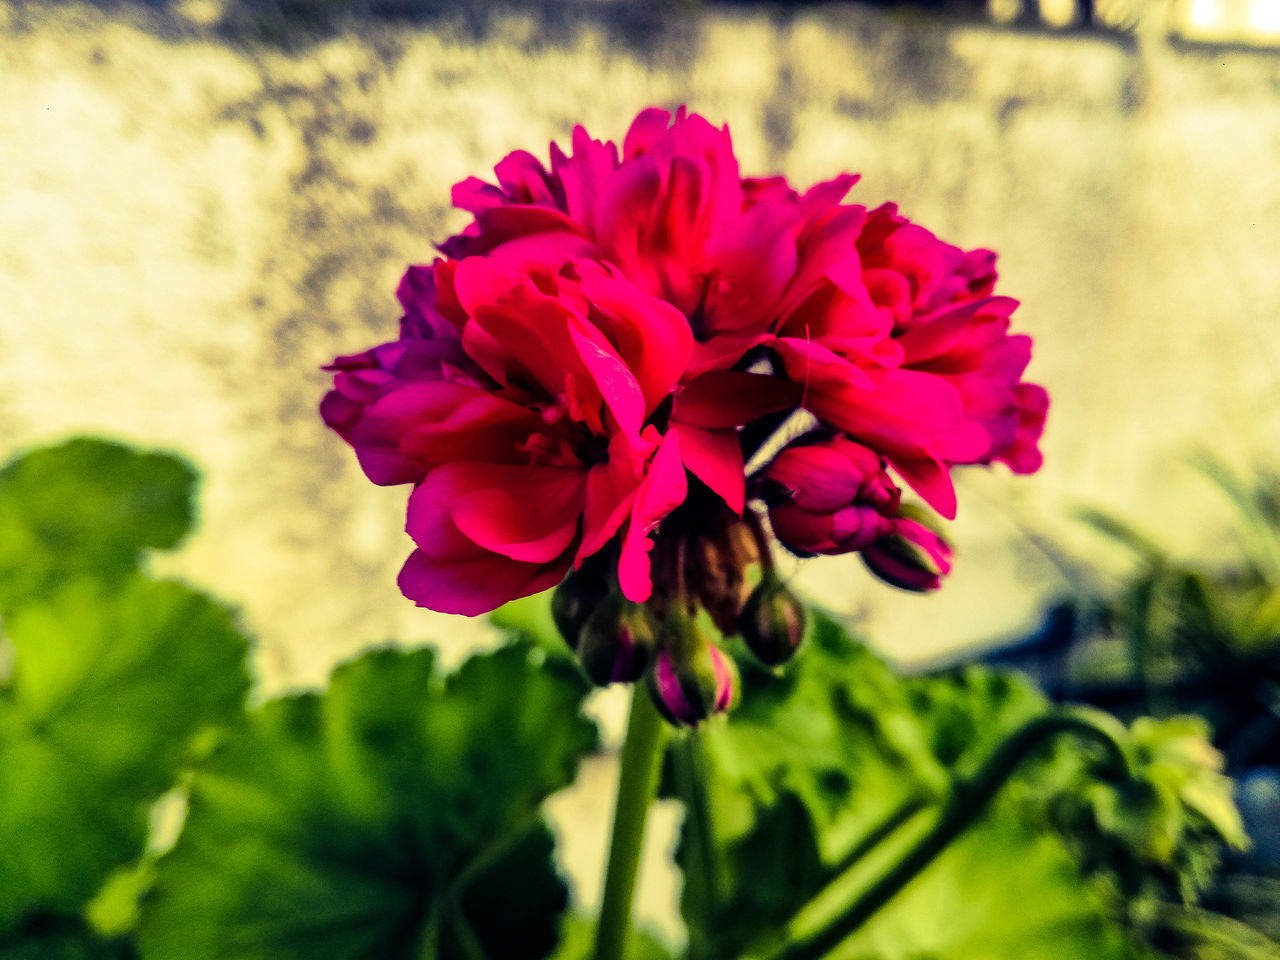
769 202 1047 518
326 257 693 615
443 107 866 378
322 106 1049 684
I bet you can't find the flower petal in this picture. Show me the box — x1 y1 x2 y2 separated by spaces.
450 463 588 563
398 548 565 617
618 430 687 603
673 424 744 514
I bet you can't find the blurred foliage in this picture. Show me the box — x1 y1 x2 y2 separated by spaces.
139 644 597 960
507 595 1270 959
0 438 196 609
0 439 248 959
0 437 1273 959
1063 458 1280 765
999 455 1280 956
670 614 1251 960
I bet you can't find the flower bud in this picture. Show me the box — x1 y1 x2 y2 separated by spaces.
647 629 738 728
739 574 806 667
576 595 654 686
861 507 952 592
551 564 611 650
764 437 899 557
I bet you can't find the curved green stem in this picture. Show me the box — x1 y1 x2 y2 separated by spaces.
769 709 1133 960
824 794 931 882
594 686 669 960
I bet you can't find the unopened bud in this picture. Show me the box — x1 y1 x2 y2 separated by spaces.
576 595 654 687
551 564 611 650
740 574 806 666
647 622 738 727
861 506 952 592
765 436 899 557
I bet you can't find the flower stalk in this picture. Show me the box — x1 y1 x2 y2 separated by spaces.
594 686 669 960
766 709 1134 960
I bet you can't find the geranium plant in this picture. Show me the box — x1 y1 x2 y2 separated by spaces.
320 106 1066 957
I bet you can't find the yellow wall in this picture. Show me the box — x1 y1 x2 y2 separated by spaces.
3 2 1278 688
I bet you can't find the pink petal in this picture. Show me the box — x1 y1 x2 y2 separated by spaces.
568 314 646 436
579 264 693 415
398 548 565 617
402 464 579 614
673 424 744 514
703 203 802 336
887 455 958 520
397 390 543 467
801 173 860 213
578 430 654 561
622 107 673 160
776 342 965 457
553 126 620 226
897 297 1019 365
349 381 494 485
685 331 773 378
618 430 687 603
773 205 868 322
450 463 588 563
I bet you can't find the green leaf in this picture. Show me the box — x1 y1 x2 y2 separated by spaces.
0 439 196 608
690 613 947 861
1131 716 1247 850
672 613 1148 960
491 593 576 663
676 786 826 960
903 666 1049 775
0 576 250 929
831 814 1134 960
0 915 135 960
139 643 598 960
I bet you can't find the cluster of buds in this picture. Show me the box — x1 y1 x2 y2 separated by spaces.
553 472 903 725
553 565 746 728
550 432 955 726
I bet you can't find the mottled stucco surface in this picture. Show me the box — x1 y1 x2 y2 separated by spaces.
4 1 1279 936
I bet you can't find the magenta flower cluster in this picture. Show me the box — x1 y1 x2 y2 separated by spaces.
322 107 1047 717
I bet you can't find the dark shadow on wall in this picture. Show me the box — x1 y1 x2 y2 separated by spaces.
11 0 1135 50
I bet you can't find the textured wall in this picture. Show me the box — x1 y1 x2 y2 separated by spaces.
5 3 1277 681
4 0 1280 936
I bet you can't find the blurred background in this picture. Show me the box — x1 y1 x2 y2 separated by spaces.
3 0 1279 939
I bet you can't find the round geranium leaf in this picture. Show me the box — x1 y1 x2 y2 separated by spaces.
139 644 597 960
0 439 197 609
0 576 250 931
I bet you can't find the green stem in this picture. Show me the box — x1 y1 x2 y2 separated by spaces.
770 709 1133 960
674 735 718 960
594 686 669 960
824 794 931 882
414 902 441 960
